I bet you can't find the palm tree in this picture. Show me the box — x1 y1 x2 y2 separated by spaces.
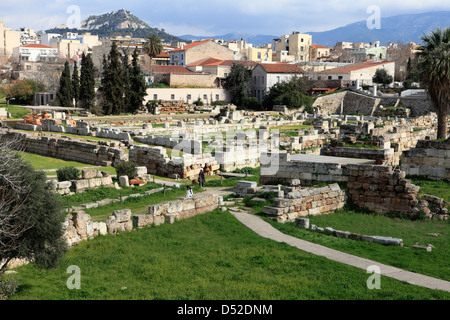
144 33 163 65
417 27 450 139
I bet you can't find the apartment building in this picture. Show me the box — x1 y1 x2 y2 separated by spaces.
0 22 21 56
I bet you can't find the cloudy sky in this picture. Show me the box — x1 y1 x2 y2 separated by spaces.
1 0 449 36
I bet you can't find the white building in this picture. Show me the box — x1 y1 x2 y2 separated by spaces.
12 43 59 63
250 63 305 103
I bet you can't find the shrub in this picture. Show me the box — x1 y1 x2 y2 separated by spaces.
194 97 204 106
56 166 81 182
211 100 228 106
115 161 136 180
0 278 19 300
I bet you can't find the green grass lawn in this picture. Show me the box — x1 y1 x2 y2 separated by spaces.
8 209 450 300
411 179 450 204
20 152 116 173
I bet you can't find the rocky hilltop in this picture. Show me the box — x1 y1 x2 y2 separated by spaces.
46 8 184 42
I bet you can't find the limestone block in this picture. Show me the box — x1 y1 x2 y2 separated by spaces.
167 200 183 214
135 166 148 177
149 203 169 216
165 213 178 224
57 181 72 189
82 169 101 179
119 175 129 187
112 209 132 223
295 218 310 229
133 215 154 228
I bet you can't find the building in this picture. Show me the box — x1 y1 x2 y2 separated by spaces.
0 22 21 56
169 40 235 66
250 63 305 103
273 32 312 62
245 46 272 63
12 44 59 63
141 65 218 88
313 60 395 87
310 44 332 62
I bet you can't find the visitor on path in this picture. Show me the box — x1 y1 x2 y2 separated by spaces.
198 170 205 188
186 186 194 199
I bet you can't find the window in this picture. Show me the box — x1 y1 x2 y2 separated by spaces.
187 94 191 100
276 76 280 83
215 94 219 100
328 76 332 80
261 76 264 84
203 94 207 100
171 94 175 100
338 76 343 80
318 76 321 80
300 46 304 52
301 38 304 42
257 52 261 59
153 94 158 100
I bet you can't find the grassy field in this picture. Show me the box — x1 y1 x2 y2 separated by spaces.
8 209 450 300
20 152 116 174
411 179 450 205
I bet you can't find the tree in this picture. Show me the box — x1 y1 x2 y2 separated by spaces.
122 54 132 113
6 79 45 105
263 76 313 111
0 137 67 279
372 68 393 88
144 33 163 65
128 48 147 113
225 63 253 107
57 61 73 108
100 42 125 115
417 27 450 139
72 62 80 107
80 53 97 113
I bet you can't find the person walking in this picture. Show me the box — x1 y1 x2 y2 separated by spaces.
198 170 205 188
186 186 194 199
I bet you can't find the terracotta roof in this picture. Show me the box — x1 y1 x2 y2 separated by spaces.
20 43 54 49
155 52 170 58
258 63 304 74
142 65 206 75
188 58 258 68
311 44 330 49
318 61 394 74
171 40 211 52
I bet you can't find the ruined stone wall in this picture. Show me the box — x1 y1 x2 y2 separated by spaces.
346 164 420 215
134 135 202 155
323 147 397 165
313 90 434 116
259 153 349 186
0 131 128 166
401 139 450 180
134 194 219 228
64 193 219 247
263 183 346 223
129 145 219 180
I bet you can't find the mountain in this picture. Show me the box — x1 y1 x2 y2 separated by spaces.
306 11 450 47
181 11 450 47
46 8 184 42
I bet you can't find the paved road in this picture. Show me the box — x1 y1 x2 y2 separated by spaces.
231 211 450 293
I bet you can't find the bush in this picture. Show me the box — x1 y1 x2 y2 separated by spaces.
241 96 261 110
194 97 204 106
233 167 258 175
115 161 136 180
0 278 19 300
56 167 81 182
211 100 228 106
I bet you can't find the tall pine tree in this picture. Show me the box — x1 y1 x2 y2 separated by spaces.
129 48 147 113
80 53 96 112
101 42 125 115
122 53 132 113
57 61 73 108
72 62 80 107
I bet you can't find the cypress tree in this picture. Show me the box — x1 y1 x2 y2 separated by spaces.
101 42 125 115
129 48 147 113
80 53 96 112
122 53 132 113
72 62 80 107
57 61 73 108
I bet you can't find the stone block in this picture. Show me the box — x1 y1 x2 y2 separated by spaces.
119 175 129 187
295 218 310 229
133 215 154 228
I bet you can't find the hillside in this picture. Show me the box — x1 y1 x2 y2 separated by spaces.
46 8 184 42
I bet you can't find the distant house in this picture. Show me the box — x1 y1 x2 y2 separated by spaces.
141 65 218 88
12 44 58 63
313 60 395 87
250 63 305 103
310 44 331 62
169 40 235 66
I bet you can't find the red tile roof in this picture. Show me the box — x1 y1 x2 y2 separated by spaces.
318 61 394 74
311 44 330 49
21 43 54 49
171 40 211 52
155 52 170 58
188 58 258 68
258 63 304 74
